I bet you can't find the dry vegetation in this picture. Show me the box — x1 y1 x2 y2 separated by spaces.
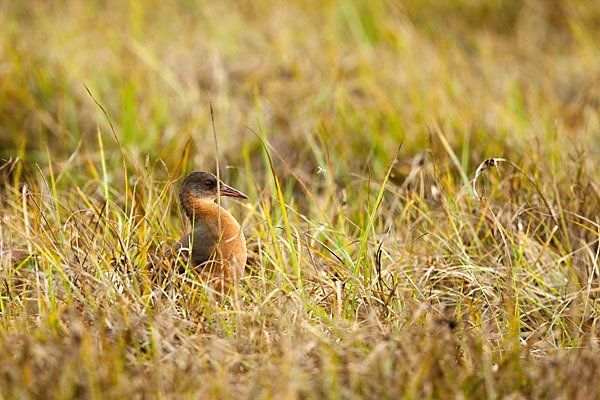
2 0 600 398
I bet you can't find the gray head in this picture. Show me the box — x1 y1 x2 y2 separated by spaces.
179 171 248 205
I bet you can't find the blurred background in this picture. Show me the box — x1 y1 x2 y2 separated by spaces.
2 0 599 190
3 1 600 397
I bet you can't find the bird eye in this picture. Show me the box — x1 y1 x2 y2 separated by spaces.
205 180 215 188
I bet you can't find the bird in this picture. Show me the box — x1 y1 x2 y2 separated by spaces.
159 171 248 291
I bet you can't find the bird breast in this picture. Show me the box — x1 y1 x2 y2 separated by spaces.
188 202 247 275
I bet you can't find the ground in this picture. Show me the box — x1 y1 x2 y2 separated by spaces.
1 0 600 398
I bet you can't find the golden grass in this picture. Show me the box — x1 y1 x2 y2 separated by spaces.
2 0 600 398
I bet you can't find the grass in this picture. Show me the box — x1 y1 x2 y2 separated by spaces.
1 0 600 398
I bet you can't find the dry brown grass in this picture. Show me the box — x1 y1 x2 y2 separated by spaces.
2 0 600 398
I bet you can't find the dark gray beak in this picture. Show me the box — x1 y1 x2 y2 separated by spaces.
219 183 249 199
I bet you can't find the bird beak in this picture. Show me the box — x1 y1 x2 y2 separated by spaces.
219 183 249 199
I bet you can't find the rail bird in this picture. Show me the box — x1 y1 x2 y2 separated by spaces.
163 171 248 291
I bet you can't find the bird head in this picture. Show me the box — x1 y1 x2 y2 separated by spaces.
179 171 248 207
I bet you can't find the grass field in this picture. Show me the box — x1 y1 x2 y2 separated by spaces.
2 0 600 398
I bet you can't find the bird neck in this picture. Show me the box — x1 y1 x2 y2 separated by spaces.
180 192 231 225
